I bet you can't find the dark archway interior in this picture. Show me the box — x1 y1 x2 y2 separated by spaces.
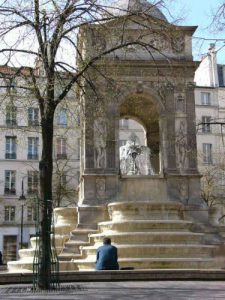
120 94 160 173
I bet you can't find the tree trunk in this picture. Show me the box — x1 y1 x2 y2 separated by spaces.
38 112 54 289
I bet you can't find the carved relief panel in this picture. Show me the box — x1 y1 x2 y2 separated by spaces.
175 119 189 172
96 178 106 200
94 117 107 168
175 93 186 113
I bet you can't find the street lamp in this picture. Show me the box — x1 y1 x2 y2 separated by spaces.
18 179 26 249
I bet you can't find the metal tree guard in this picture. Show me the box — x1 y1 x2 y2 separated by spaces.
33 197 59 290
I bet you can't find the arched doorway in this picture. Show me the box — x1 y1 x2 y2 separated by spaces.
119 94 160 174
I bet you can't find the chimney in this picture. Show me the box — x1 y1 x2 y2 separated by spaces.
208 43 218 87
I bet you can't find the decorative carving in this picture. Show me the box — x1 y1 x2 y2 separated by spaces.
165 82 174 91
175 120 188 172
96 178 106 199
94 117 107 168
175 83 185 92
120 140 154 175
136 81 143 94
171 34 185 53
175 93 186 113
149 34 170 51
186 82 196 90
156 81 174 108
90 29 106 51
179 179 189 204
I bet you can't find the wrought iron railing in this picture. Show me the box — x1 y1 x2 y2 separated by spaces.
33 197 59 290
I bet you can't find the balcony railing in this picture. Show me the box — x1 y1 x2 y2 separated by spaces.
57 153 67 159
27 154 39 160
5 153 16 159
6 119 17 126
28 120 39 127
27 188 38 195
4 188 16 195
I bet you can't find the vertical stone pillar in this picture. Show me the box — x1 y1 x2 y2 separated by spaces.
106 104 117 171
79 86 119 206
164 84 177 174
186 83 198 173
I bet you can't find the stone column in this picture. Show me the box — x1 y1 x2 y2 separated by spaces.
185 83 198 173
164 83 177 174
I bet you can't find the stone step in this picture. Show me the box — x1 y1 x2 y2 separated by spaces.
19 248 35 259
58 253 82 261
70 229 98 242
81 244 215 258
63 241 90 254
19 246 62 259
108 202 184 222
30 235 67 249
73 257 221 270
98 220 193 233
65 241 91 246
7 259 78 272
54 224 72 235
89 232 204 245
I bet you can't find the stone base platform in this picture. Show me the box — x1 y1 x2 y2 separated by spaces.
1 269 225 284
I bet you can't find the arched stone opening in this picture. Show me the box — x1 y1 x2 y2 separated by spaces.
119 117 147 146
119 94 160 174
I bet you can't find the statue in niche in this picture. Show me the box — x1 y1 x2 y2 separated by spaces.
120 138 154 176
94 117 107 168
175 120 188 172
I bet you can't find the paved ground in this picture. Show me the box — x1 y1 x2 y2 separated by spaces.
0 281 225 300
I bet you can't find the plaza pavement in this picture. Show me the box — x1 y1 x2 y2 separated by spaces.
0 281 225 299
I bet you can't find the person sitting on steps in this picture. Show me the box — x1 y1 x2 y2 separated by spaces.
96 237 119 270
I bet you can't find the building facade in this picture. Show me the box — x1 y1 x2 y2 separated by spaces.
0 66 80 263
195 44 225 219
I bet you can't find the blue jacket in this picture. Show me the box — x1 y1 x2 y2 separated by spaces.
96 244 119 270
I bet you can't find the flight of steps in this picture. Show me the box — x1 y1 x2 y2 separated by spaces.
58 228 98 262
72 201 224 270
7 207 78 272
7 201 225 273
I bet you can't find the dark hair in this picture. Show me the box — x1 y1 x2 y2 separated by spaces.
103 237 111 245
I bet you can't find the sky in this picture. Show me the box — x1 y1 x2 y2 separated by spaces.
166 0 225 63
1 0 225 67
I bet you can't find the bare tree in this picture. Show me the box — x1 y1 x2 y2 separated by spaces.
211 2 225 32
0 0 181 289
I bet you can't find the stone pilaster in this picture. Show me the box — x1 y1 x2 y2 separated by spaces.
186 83 198 173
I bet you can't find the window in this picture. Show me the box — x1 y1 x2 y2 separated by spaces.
4 206 15 221
202 116 211 133
57 109 67 127
28 137 39 160
5 136 17 159
120 119 129 129
27 206 36 222
4 170 16 195
56 138 67 159
27 170 39 195
201 92 211 105
28 107 39 126
203 143 212 164
6 105 17 126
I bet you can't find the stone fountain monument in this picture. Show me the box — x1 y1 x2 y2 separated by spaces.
8 0 225 273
